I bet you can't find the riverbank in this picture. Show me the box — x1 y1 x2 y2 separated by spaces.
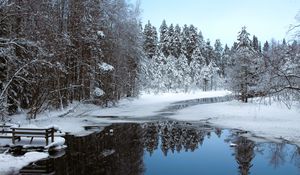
171 99 300 146
7 90 300 146
8 90 232 136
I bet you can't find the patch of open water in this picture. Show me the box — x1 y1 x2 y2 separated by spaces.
18 121 300 175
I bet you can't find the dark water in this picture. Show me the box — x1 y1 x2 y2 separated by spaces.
19 121 300 175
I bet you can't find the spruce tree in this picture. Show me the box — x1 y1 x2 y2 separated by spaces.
143 21 158 59
214 39 223 76
170 24 182 58
229 27 260 102
186 25 198 62
159 20 169 57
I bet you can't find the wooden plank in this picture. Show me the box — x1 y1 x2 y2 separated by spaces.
14 132 49 136
0 131 13 134
0 136 13 138
11 128 51 131
12 128 15 144
0 125 12 128
20 169 49 173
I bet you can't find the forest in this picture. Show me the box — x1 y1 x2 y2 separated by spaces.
141 20 300 103
0 0 142 119
0 0 299 119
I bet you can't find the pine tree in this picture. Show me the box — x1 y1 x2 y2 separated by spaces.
252 35 261 52
203 40 215 66
175 54 191 91
222 44 231 77
190 47 205 88
159 20 169 57
167 24 175 57
263 41 270 53
181 24 189 58
169 24 182 58
143 21 158 59
186 25 198 62
214 39 223 76
228 27 261 102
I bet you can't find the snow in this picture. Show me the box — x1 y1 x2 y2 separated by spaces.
170 99 300 146
45 137 65 149
0 135 65 149
229 143 237 147
94 87 105 97
0 152 48 175
15 136 66 149
9 90 230 136
101 149 115 157
99 62 114 72
97 30 105 38
87 90 232 118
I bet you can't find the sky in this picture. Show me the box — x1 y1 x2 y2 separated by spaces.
139 0 300 46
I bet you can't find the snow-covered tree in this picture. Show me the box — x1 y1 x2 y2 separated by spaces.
190 47 205 88
169 24 182 58
0 0 143 118
200 62 216 91
214 39 223 76
186 25 198 62
263 39 300 103
159 20 169 57
252 35 261 52
176 54 192 91
143 21 158 59
228 27 261 102
222 44 231 77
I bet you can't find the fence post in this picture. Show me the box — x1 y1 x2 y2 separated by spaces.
12 128 15 144
51 128 54 143
45 129 48 146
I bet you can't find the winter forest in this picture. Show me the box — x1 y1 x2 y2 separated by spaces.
0 0 300 119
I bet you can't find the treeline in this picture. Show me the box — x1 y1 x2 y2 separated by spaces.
0 0 142 119
140 20 300 102
140 20 223 92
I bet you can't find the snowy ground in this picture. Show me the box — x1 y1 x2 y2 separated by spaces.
87 90 232 118
0 152 48 174
9 90 232 136
0 136 64 174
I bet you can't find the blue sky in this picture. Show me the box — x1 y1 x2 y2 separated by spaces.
139 0 300 46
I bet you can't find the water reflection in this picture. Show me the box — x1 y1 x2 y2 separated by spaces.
19 121 300 175
142 121 213 155
234 137 255 175
292 147 300 170
268 143 287 168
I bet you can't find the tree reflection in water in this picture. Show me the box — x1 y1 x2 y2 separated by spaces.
19 121 300 175
234 137 255 175
268 143 287 168
142 121 213 156
292 147 300 170
54 123 145 175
